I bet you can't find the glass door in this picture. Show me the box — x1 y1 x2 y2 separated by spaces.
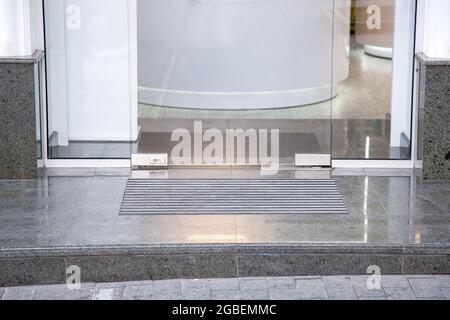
43 0 416 165
331 0 416 160
44 0 134 159
133 0 337 170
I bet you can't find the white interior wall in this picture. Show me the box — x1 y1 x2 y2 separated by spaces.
128 0 138 141
44 0 69 146
44 0 138 143
389 0 416 147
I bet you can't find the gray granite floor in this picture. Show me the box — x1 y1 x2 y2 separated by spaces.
2 275 449 300
0 168 449 248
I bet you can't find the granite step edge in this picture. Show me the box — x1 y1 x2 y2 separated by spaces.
1 243 449 258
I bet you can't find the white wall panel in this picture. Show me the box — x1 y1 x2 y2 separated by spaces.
44 0 138 143
423 0 450 59
390 0 417 146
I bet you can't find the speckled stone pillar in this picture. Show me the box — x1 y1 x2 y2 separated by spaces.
0 51 44 180
417 54 450 181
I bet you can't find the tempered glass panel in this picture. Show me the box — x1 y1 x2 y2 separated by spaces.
135 0 334 166
43 0 416 161
44 0 133 159
331 0 415 160
35 63 42 160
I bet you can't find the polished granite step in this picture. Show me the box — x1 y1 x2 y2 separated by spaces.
1 169 449 286
1 244 449 287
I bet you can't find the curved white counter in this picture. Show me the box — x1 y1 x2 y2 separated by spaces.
355 0 394 59
138 0 351 109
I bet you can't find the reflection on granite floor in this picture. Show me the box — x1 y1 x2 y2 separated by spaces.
0 168 448 249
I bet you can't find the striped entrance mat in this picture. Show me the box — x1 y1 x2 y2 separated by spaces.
120 179 348 215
